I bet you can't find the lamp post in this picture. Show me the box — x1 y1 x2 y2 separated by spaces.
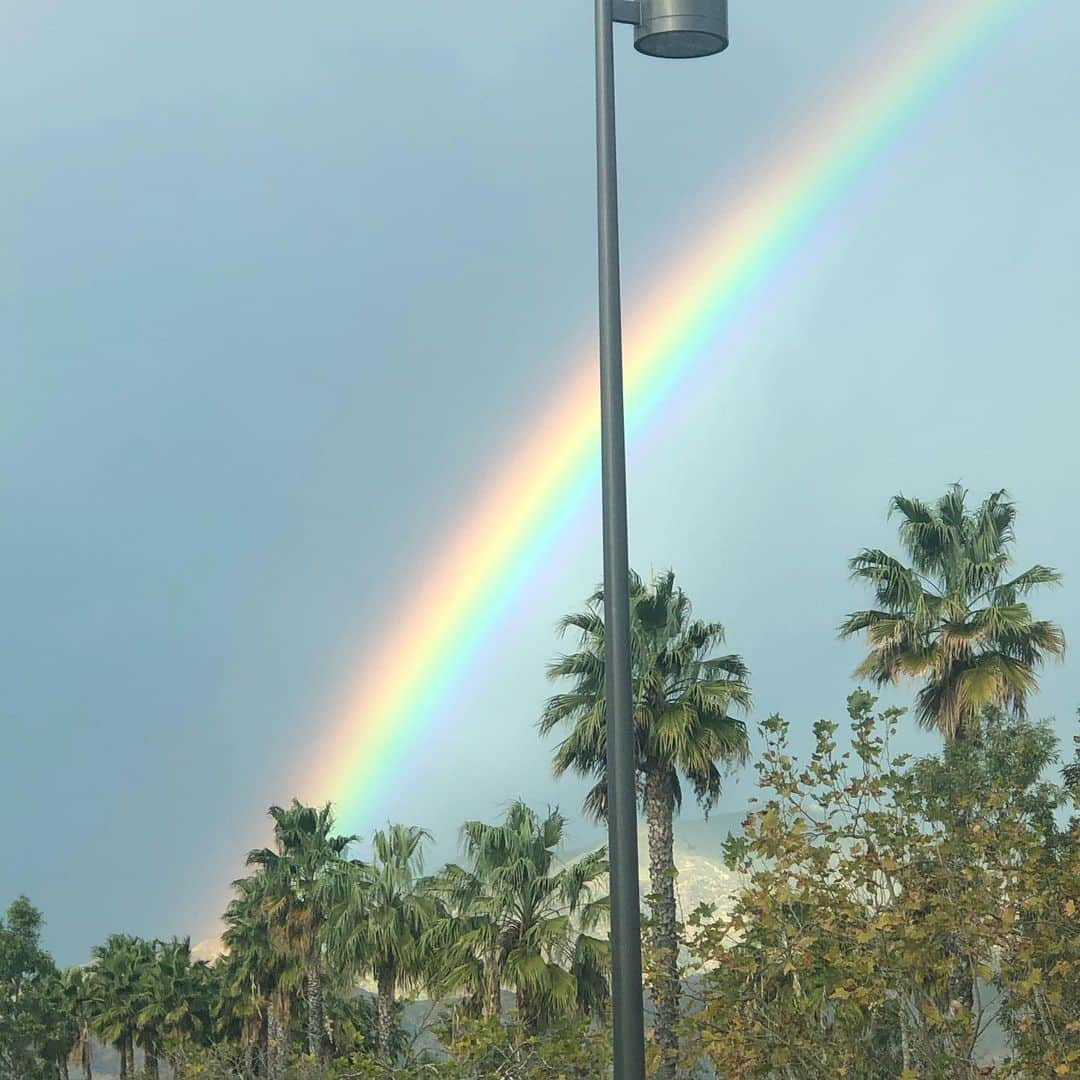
593 2 728 1077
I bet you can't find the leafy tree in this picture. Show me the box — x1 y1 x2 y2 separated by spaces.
320 824 439 1064
1063 709 1080 790
0 897 67 1080
434 1014 612 1079
841 486 1065 739
432 801 609 1036
541 569 750 1078
996 823 1080 1076
684 692 1078 1078
246 800 357 1064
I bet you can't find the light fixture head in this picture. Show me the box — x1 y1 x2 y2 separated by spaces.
633 0 728 59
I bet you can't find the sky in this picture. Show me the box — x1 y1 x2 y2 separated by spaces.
2 0 1078 965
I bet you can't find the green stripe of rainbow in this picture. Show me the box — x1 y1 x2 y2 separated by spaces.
304 0 1031 829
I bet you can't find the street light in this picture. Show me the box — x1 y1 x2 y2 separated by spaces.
593 1 728 1078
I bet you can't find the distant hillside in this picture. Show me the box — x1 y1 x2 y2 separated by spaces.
657 812 747 923
559 810 748 927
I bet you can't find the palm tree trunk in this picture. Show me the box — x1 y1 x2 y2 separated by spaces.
254 1010 267 1080
514 986 529 1042
484 945 501 1021
279 991 292 1077
144 1046 159 1079
241 1018 259 1079
267 989 289 1080
125 1037 135 1079
376 965 397 1063
258 1012 269 1078
306 958 325 1061
59 1057 69 1080
116 1039 128 1080
80 1029 92 1080
644 765 680 1080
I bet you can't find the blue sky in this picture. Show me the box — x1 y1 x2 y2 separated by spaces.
2 0 1078 964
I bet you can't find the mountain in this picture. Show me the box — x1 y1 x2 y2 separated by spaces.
650 812 747 924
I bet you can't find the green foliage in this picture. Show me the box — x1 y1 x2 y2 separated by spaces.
432 1014 612 1079
1063 710 1080 791
683 692 1079 1078
319 823 439 1062
541 568 751 821
428 801 609 1033
0 896 66 1079
841 486 1065 739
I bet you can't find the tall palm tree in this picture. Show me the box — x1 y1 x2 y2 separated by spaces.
320 824 439 1064
840 486 1065 740
433 801 609 1036
540 569 751 1080
60 967 94 1080
246 800 356 1063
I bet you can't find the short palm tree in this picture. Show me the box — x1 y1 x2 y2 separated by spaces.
204 957 249 1057
137 938 210 1077
223 870 303 1080
433 801 609 1035
540 569 751 1080
246 800 357 1063
320 824 439 1064
60 966 94 1080
40 971 78 1080
88 935 146 1079
840 487 1065 740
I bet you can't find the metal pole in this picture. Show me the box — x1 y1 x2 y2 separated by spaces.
595 1 646 1077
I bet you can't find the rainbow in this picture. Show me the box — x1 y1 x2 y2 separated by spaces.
302 0 1031 829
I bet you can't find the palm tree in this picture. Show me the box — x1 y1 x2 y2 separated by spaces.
433 801 609 1036
207 952 261 1069
223 870 302 1080
246 800 357 1063
132 947 163 1080
840 487 1065 740
137 938 210 1077
88 935 146 1079
540 569 751 1080
426 864 504 1022
60 967 94 1080
320 824 439 1063
40 971 78 1080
